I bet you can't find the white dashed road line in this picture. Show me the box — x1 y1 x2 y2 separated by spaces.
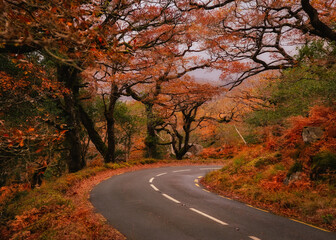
249 236 261 240
148 168 265 239
173 169 191 173
150 184 159 192
162 193 181 204
189 208 228 226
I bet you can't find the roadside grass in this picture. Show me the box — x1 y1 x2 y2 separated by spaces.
201 149 336 232
0 163 127 240
3 148 334 238
0 158 224 240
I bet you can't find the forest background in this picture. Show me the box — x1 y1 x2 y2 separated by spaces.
0 0 335 238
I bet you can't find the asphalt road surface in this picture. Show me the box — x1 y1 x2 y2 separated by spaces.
90 165 336 240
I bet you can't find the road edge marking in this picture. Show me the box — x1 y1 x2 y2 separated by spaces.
290 218 330 232
246 204 269 213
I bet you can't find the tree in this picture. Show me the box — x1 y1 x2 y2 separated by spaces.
2 0 334 171
114 102 144 161
125 41 215 158
75 0 197 162
0 53 69 186
0 0 196 165
176 0 336 87
156 78 220 159
247 40 336 127
0 0 112 171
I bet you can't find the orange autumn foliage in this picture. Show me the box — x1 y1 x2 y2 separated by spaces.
279 106 336 164
256 105 336 157
200 145 239 159
260 173 287 191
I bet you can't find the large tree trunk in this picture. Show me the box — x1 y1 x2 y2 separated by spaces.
173 135 189 160
62 98 85 172
144 104 160 158
105 112 116 163
57 64 86 172
104 84 119 163
171 107 197 160
78 104 108 158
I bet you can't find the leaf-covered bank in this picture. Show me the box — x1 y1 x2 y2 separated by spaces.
202 107 336 232
0 158 225 239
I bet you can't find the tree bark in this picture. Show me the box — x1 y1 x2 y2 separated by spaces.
301 0 336 42
144 103 160 158
104 84 120 163
57 64 86 172
77 104 108 158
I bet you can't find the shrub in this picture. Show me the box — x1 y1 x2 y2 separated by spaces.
254 157 274 168
245 133 262 145
233 156 246 173
311 151 336 180
322 214 335 225
287 161 303 177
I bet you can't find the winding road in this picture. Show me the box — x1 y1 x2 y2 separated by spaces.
90 165 336 240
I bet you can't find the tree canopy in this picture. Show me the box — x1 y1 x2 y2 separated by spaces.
1 0 335 178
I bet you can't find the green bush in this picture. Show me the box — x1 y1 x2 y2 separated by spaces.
245 133 262 145
139 158 157 165
287 161 303 177
246 40 336 127
311 151 336 180
322 214 334 225
254 157 274 168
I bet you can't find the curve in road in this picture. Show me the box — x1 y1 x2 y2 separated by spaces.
90 165 336 240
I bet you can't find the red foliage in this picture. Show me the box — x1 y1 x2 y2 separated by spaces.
265 133 278 150
288 179 312 190
201 145 239 159
0 184 30 205
261 173 286 191
283 106 336 147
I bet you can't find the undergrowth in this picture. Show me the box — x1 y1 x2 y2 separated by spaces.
0 158 224 239
0 159 155 239
202 106 336 232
